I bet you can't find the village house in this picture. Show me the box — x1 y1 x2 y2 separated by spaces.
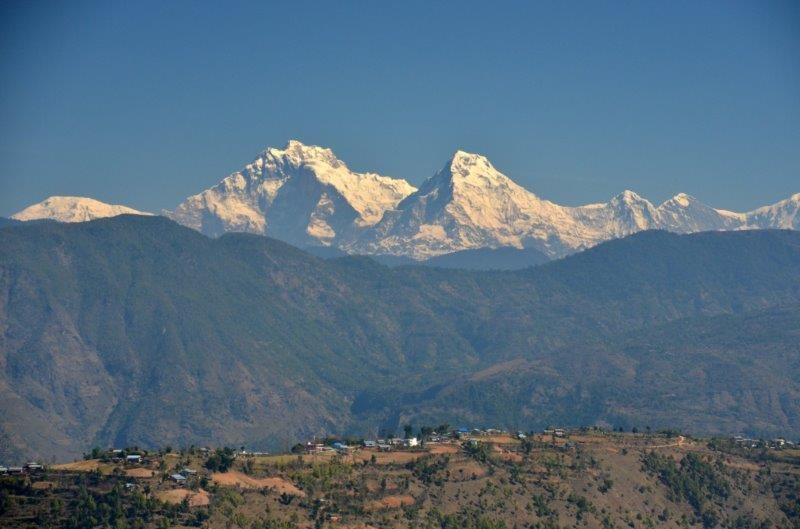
544 428 566 437
332 442 350 453
304 442 334 454
170 473 187 483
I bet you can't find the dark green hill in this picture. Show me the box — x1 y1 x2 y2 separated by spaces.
399 305 800 437
0 217 23 228
421 246 550 270
0 216 798 461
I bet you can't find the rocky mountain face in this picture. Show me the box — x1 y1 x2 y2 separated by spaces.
1 216 799 461
11 141 799 260
347 153 797 258
158 142 800 258
746 193 800 230
167 140 416 247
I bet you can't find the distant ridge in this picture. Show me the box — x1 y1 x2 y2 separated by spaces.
307 245 549 270
0 217 24 228
422 246 550 270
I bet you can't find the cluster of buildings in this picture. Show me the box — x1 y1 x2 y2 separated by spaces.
543 427 567 437
169 467 197 483
0 462 43 475
732 436 796 450
299 425 567 455
303 437 422 454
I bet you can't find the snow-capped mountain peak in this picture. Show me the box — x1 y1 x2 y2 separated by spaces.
610 189 650 205
449 149 492 176
666 192 694 207
16 143 796 261
167 141 416 245
445 150 522 191
268 139 343 169
348 150 577 259
652 192 740 232
11 196 151 223
745 192 800 229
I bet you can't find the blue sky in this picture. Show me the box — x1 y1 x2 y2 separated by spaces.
1 0 798 216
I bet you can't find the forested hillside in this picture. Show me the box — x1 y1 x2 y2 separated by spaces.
1 216 799 461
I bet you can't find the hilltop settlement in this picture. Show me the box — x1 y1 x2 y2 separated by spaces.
1 426 799 529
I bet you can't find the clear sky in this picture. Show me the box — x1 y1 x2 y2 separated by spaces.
1 0 798 216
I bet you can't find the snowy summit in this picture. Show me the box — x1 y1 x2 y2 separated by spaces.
11 196 151 223
11 143 799 260
167 140 416 246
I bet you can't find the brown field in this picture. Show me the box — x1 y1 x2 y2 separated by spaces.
498 450 523 462
211 471 305 496
51 459 104 472
481 434 519 444
449 460 486 479
724 459 762 471
365 494 416 510
125 467 155 478
254 451 337 466
156 488 210 506
427 443 459 454
352 450 428 465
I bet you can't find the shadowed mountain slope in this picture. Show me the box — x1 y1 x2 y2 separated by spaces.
1 216 799 460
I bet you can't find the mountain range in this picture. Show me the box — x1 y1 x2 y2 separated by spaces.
1 215 799 461
11 141 799 261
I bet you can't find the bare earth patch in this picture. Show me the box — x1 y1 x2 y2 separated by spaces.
52 459 102 472
365 494 415 510
31 481 55 490
499 451 523 463
482 435 519 444
355 450 426 465
724 460 761 471
125 467 154 478
211 471 305 496
451 461 487 479
428 444 459 454
156 489 210 506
